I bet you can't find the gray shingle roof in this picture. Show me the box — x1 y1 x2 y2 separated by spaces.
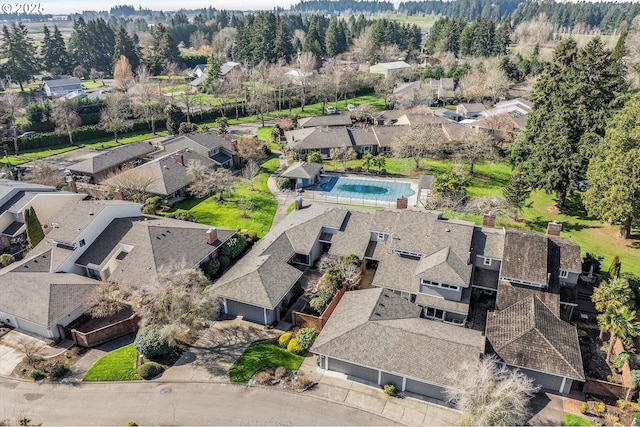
75 216 235 289
415 247 469 287
471 226 505 260
280 162 322 180
486 294 584 380
298 115 353 128
312 288 483 387
68 141 156 175
285 127 353 151
348 127 379 148
496 280 560 317
0 271 98 327
501 228 549 285
44 77 82 88
549 236 582 272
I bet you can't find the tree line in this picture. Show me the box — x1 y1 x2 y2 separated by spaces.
425 16 510 58
399 0 523 22
291 0 394 14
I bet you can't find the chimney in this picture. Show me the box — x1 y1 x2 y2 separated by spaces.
396 197 408 209
295 196 303 210
113 189 123 200
546 221 562 236
66 176 78 193
175 152 184 166
206 227 218 245
483 211 496 228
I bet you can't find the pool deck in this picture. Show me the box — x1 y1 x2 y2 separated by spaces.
302 172 420 209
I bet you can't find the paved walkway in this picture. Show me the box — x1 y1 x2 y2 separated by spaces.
266 150 297 225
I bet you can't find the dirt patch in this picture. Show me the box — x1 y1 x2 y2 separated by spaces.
12 345 87 380
546 204 560 215
249 366 316 392
580 327 615 382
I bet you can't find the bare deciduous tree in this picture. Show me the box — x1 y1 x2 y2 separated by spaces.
136 269 221 346
100 94 133 143
133 66 166 135
16 339 44 368
349 27 374 63
238 196 255 218
242 159 260 190
50 99 81 145
85 281 130 318
294 52 317 112
236 136 264 162
484 67 511 102
225 67 246 120
394 123 448 169
377 44 405 63
113 55 135 93
445 356 540 427
105 165 157 202
0 92 25 155
187 160 236 202
28 160 63 187
330 147 357 171
456 130 498 174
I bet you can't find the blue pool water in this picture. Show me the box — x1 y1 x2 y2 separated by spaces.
321 177 415 202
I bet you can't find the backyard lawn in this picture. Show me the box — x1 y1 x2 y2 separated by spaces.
564 413 595 426
168 156 279 237
229 341 304 383
83 344 139 381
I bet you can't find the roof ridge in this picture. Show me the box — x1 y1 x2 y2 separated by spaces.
493 296 536 350
531 326 582 379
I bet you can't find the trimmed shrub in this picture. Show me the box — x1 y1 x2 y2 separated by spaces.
287 338 304 355
277 177 291 190
295 328 319 350
309 292 331 315
580 402 588 414
203 258 220 278
220 234 247 259
0 253 15 268
592 401 606 414
178 122 198 135
48 361 67 380
616 399 626 410
384 383 397 397
134 326 171 358
278 332 293 348
142 204 157 215
164 212 198 222
614 351 631 369
325 266 345 289
240 229 258 247
137 361 163 379
218 255 231 271
29 369 45 380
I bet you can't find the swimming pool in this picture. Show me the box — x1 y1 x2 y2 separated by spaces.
321 177 415 202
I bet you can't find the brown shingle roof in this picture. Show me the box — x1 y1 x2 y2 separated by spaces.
285 127 353 151
67 141 156 175
280 162 322 180
486 294 584 380
298 115 353 128
501 229 549 286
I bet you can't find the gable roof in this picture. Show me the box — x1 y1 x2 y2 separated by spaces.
211 204 344 309
220 62 241 76
280 162 322 180
75 216 234 289
416 247 470 287
371 61 410 71
486 294 584 380
285 127 353 151
298 115 353 128
496 280 560 316
312 288 483 387
548 236 582 272
0 271 99 327
46 200 131 244
501 228 549 286
43 77 82 88
67 141 156 175
458 103 486 113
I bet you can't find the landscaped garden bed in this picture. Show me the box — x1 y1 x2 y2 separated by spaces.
229 340 304 383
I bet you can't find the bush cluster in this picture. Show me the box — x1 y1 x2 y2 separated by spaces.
383 383 397 397
137 361 164 379
240 229 258 247
29 369 45 380
164 212 198 222
134 326 171 358
295 328 319 350
218 255 231 271
202 258 221 278
309 290 334 315
48 361 67 380
278 332 292 348
277 177 291 190
287 338 304 355
220 234 247 259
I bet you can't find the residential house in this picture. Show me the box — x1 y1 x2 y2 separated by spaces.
152 132 241 170
456 103 486 119
428 78 455 100
193 64 207 78
0 199 235 338
391 81 434 108
480 97 532 117
369 61 410 78
66 141 156 183
280 162 322 189
220 61 241 77
43 77 84 97
312 288 484 401
0 179 86 250
297 115 352 128
191 62 241 88
374 110 406 126
285 127 353 159
104 149 216 204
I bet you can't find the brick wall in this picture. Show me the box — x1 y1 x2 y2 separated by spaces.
71 314 139 347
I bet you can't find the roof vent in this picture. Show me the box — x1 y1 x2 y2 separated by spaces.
88 212 93 216
51 222 59 228
444 228 451 232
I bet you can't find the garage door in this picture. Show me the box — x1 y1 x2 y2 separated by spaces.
405 378 447 401
328 358 378 384
380 372 403 389
226 300 266 324
517 367 564 393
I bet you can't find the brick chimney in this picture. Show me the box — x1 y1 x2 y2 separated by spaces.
206 227 218 245
396 197 408 209
113 189 123 200
66 176 78 193
547 221 562 236
175 152 184 166
483 212 496 228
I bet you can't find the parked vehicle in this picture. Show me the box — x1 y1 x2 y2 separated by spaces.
19 131 36 138
347 104 356 112
326 106 337 115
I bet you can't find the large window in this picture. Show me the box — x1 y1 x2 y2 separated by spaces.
424 307 445 320
421 278 459 292
372 231 388 242
483 257 492 266
559 269 569 279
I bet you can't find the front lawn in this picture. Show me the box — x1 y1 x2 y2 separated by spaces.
564 413 595 426
168 156 279 237
83 344 139 381
229 341 304 383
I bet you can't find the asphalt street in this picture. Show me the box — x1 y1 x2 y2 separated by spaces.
0 379 400 426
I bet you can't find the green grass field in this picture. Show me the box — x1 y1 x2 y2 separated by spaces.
564 413 595 426
168 157 279 237
229 341 304 383
83 344 139 381
3 144 80 166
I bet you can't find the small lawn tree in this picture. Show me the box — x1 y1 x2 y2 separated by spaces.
503 168 532 221
446 356 540 426
24 206 44 248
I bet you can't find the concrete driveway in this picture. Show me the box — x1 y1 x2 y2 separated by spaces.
0 342 22 376
0 330 71 376
161 317 279 382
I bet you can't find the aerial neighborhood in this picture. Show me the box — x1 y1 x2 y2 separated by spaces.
0 0 639 425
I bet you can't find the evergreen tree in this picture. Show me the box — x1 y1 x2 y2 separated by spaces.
583 94 640 239
113 26 141 74
24 206 44 249
202 51 221 94
0 23 37 91
274 15 294 63
303 17 324 60
68 17 115 75
251 11 277 64
149 23 180 74
502 168 531 221
165 104 185 135
325 16 342 57
41 25 71 75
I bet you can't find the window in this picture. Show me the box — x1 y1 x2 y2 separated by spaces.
559 269 569 279
483 257 492 266
421 278 459 292
392 249 423 258
363 145 371 152
372 232 388 242
425 307 445 320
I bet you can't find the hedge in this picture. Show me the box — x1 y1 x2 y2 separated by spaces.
137 361 163 379
278 332 292 348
